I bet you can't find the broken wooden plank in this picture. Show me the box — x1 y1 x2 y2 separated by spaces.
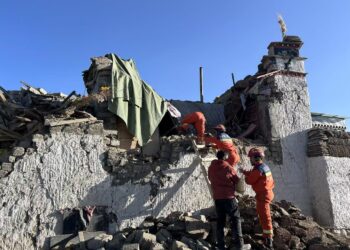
256 69 282 79
0 91 6 103
20 81 42 95
15 116 32 123
44 117 97 127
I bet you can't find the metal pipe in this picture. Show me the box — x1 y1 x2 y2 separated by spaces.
199 67 204 103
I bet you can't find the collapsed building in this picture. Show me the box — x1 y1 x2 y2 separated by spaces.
0 35 349 250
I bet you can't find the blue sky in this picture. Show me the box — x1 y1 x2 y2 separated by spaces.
1 1 349 125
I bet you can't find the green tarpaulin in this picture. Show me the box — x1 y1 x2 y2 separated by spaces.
107 54 167 146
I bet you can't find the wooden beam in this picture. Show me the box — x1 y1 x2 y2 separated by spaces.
44 117 97 127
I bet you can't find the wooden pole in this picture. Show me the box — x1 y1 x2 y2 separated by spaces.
199 67 204 103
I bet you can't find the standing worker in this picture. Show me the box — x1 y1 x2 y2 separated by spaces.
178 111 206 144
205 124 240 167
241 148 274 249
208 150 245 250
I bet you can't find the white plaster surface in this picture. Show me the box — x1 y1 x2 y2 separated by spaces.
264 75 313 215
308 156 350 229
0 133 213 250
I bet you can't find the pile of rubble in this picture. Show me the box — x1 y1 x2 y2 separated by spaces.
50 196 350 250
307 128 350 157
0 83 108 177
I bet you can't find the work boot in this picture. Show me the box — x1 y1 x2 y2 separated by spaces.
264 238 273 249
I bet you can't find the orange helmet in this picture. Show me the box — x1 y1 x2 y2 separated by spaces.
248 148 265 158
213 124 226 132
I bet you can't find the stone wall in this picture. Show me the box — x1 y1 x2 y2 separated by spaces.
308 156 350 230
0 123 213 250
257 73 313 215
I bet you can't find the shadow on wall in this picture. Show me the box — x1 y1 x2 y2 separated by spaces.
51 155 205 235
268 129 313 215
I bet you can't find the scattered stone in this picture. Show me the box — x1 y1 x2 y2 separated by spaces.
86 233 112 249
156 229 172 244
171 240 190 250
106 233 126 249
122 243 140 250
8 156 16 163
184 216 211 239
1 163 13 172
12 147 25 157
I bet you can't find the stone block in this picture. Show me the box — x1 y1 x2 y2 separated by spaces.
1 163 13 172
274 227 292 243
184 216 211 239
0 170 8 178
171 240 190 250
289 235 301 249
12 147 25 157
85 122 104 135
156 229 172 244
140 232 157 250
8 156 16 163
180 236 196 249
110 139 120 147
86 233 112 249
106 233 126 249
150 243 165 250
122 243 140 250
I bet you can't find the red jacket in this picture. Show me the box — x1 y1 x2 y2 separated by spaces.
243 163 275 193
208 159 239 200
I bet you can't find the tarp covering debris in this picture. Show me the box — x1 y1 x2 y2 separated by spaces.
107 54 168 146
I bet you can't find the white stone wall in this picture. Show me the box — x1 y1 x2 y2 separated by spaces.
260 74 313 215
308 156 350 229
0 132 213 250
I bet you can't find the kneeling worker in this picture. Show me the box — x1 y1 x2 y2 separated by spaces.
208 150 244 250
178 111 206 144
241 148 274 249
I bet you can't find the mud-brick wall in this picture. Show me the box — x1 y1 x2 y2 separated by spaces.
0 124 213 250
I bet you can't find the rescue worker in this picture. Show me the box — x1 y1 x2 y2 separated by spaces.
241 148 274 248
205 124 240 167
178 111 206 144
208 150 244 250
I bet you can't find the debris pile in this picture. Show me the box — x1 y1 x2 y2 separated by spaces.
50 196 350 250
307 128 350 157
0 83 107 177
0 83 99 142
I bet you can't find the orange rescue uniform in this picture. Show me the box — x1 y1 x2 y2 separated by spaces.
180 112 206 139
205 132 240 166
243 163 275 238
